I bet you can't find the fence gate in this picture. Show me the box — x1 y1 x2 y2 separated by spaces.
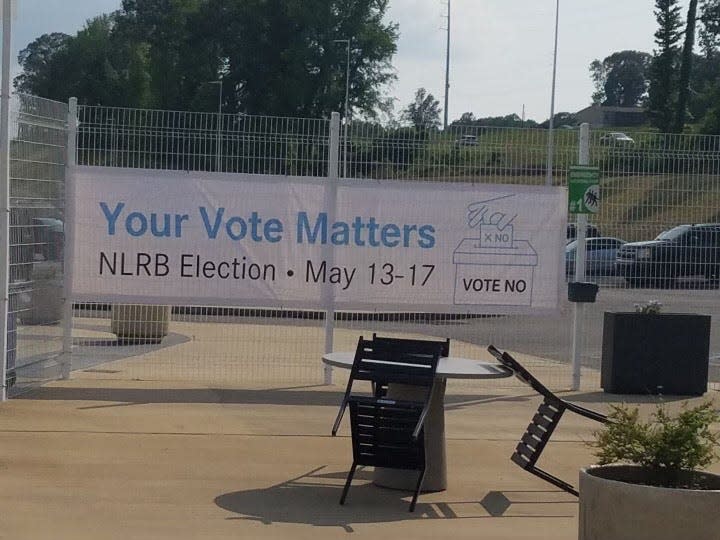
5 94 68 396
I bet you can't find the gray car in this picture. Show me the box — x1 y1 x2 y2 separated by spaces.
566 237 626 277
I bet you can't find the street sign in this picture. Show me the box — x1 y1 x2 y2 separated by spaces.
568 165 600 214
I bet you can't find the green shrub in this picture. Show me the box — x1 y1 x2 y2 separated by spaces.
592 401 720 488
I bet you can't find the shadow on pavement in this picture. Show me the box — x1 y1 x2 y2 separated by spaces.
15 385 527 409
214 466 575 531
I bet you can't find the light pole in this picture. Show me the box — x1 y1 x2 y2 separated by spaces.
207 80 223 172
546 0 560 186
333 39 350 178
443 0 451 130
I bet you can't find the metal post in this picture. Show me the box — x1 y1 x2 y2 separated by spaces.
61 98 78 380
324 112 341 385
571 122 590 390
0 0 10 400
333 39 350 178
203 80 223 172
216 81 222 172
443 0 451 130
546 0 560 187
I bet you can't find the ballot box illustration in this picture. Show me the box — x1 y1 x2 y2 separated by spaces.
453 203 538 306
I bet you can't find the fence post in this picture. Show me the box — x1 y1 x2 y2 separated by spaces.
571 122 591 390
0 0 11 400
61 97 78 380
324 112 341 385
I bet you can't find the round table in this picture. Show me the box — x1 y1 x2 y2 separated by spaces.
323 352 512 492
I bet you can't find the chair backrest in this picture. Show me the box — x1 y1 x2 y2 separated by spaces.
512 396 566 470
371 333 450 358
352 336 444 388
332 336 443 436
487 344 608 496
487 344 555 401
348 396 426 470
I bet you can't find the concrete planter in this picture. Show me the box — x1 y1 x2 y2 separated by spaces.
110 304 170 343
579 465 720 540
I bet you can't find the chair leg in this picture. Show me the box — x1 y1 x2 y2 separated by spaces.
340 463 357 505
409 468 426 512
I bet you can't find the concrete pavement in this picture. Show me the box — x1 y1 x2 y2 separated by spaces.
2 371 718 539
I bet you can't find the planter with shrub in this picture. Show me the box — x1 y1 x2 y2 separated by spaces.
579 401 720 540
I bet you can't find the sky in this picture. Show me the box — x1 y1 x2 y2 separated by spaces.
6 0 691 122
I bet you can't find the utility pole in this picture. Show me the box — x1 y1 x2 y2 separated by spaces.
443 0 451 130
546 0 560 186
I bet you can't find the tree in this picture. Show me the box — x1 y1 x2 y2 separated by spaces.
14 0 399 118
401 88 441 128
674 0 699 132
14 33 70 95
589 51 651 107
693 0 720 132
197 0 397 117
647 0 683 132
117 0 217 110
699 0 720 56
540 112 578 129
15 16 149 107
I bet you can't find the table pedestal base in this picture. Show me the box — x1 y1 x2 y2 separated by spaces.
373 379 447 492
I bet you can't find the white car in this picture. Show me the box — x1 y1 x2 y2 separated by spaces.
599 132 634 145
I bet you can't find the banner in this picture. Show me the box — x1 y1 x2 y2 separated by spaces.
70 166 568 313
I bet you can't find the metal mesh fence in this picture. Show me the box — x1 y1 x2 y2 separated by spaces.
77 106 331 176
63 107 720 392
7 94 68 396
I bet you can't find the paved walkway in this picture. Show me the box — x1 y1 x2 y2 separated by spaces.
2 365 718 539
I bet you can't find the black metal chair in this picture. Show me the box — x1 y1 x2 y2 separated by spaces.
369 334 450 397
331 336 445 436
487 345 608 496
341 396 429 511
333 336 443 511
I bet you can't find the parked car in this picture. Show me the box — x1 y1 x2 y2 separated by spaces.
615 223 720 287
599 132 634 145
566 223 601 243
10 214 64 325
454 134 478 147
566 237 626 278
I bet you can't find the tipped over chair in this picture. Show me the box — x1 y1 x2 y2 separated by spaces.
487 345 608 496
333 336 444 511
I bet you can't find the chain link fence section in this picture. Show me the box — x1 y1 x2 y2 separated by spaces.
7 94 68 396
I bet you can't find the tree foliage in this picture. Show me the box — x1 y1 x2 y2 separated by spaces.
451 112 539 128
15 0 398 118
674 0 700 132
647 0 684 132
401 88 441 129
589 50 651 107
695 0 720 133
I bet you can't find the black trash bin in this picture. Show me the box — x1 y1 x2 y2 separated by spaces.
568 282 599 303
601 312 710 395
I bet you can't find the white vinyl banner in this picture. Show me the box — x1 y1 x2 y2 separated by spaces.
71 166 568 313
